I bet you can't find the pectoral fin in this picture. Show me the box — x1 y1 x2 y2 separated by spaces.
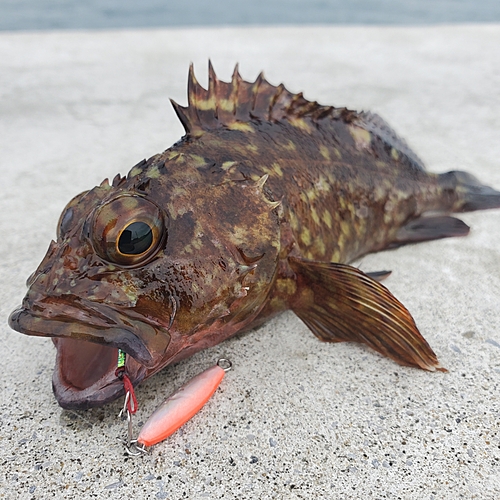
288 257 445 372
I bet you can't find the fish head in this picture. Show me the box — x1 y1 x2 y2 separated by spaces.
9 165 281 409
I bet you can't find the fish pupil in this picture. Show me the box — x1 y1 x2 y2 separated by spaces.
118 221 153 255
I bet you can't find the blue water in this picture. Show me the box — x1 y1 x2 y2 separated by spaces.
1 0 500 31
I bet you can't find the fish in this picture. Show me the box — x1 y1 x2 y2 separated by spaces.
9 63 500 410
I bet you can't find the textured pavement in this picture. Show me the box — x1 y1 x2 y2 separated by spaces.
0 25 499 499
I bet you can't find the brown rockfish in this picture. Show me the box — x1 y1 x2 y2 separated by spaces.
9 64 500 409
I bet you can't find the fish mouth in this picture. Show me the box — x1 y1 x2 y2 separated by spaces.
51 338 146 409
8 296 171 409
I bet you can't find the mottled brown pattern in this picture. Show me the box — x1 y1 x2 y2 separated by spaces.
9 63 500 409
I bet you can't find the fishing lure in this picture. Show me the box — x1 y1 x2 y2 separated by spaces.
117 352 231 455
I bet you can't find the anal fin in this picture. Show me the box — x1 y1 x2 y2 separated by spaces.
288 257 446 372
392 215 469 247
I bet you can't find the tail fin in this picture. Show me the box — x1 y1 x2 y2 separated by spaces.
439 171 500 212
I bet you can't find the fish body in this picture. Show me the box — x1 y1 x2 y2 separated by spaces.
9 64 500 409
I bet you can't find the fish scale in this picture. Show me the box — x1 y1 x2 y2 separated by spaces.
8 62 500 410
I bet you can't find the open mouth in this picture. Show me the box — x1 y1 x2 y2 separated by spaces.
8 296 171 409
51 337 146 409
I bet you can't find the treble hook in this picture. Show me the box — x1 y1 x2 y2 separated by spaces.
117 391 147 456
116 349 146 456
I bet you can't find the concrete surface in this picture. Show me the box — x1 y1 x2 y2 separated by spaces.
0 25 499 499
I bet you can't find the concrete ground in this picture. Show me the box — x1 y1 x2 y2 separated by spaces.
0 25 499 499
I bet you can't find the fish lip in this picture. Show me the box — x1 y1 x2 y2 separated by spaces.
9 299 158 368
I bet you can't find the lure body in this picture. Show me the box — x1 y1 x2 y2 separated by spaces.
8 63 500 410
137 364 226 447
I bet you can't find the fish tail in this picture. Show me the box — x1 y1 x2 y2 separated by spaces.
391 170 500 247
439 170 500 212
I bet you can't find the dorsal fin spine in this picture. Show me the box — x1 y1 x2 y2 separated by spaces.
208 60 218 119
187 63 199 108
251 72 264 116
187 64 204 132
269 83 285 116
230 64 241 116
170 99 191 134
312 105 334 121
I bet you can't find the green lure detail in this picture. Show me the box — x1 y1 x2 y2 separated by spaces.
117 349 126 371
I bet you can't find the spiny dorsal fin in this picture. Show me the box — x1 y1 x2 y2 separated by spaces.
170 62 340 136
171 63 428 173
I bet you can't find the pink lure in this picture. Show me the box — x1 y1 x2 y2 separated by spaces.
137 364 226 447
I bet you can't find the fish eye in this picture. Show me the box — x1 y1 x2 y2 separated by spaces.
118 221 153 255
91 195 166 266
